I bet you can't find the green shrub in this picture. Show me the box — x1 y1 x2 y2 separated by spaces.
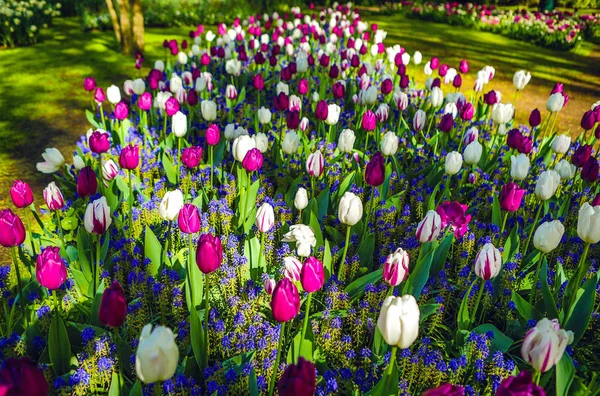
0 0 62 47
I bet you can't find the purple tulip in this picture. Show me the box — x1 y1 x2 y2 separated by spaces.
0 209 26 248
84 77 97 92
187 89 199 106
196 233 222 274
182 146 203 169
362 110 376 131
400 74 409 89
460 102 474 121
114 101 129 120
581 110 595 130
178 204 201 234
119 145 139 170
453 74 462 88
459 59 469 74
315 100 329 121
484 90 499 105
423 383 465 396
89 130 111 154
332 82 345 99
439 63 449 77
581 156 599 183
365 152 385 187
507 129 523 150
430 57 439 69
496 372 545 396
274 92 289 112
437 201 472 238
165 97 180 117
551 83 564 94
277 357 316 396
381 78 393 94
298 78 309 95
36 246 67 290
77 166 98 197
500 183 526 212
328 64 339 79
300 256 324 293
572 144 593 168
10 180 34 208
94 87 106 103
252 74 264 90
0 357 49 396
529 108 541 127
99 281 127 328
287 111 300 130
439 113 454 132
242 148 263 172
270 278 300 322
518 136 533 154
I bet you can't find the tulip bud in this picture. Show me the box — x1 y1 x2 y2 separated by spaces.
232 135 256 163
361 110 376 131
413 109 426 131
84 196 112 234
338 191 363 226
474 243 501 280
463 141 482 165
36 246 67 290
181 146 203 169
577 202 600 244
383 248 409 287
381 131 399 156
521 318 572 373
499 183 525 212
306 151 324 178
277 357 316 396
102 159 119 182
282 131 300 155
300 256 324 293
10 180 34 208
510 154 530 181
135 324 179 383
242 148 263 172
43 182 64 211
89 130 111 154
270 278 301 322
533 220 564 253
255 202 275 233
84 77 96 91
172 111 188 138
294 188 308 211
119 145 140 170
264 278 276 295
546 93 565 113
581 157 599 183
196 233 222 274
534 170 561 201
513 70 531 90
529 108 542 128
204 124 220 147
325 104 341 125
0 209 26 248
365 152 385 186
99 281 127 327
178 204 201 234
159 190 184 221
416 210 442 243
77 166 98 198
338 129 356 154
114 101 129 120
377 295 420 348
551 134 571 155
444 151 463 175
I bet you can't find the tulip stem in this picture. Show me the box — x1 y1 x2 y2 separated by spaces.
128 170 134 235
187 234 194 308
163 221 172 266
499 212 509 239
523 202 542 258
113 327 124 392
54 210 65 250
268 321 286 396
298 292 313 361
565 243 590 314
209 145 214 191
11 247 28 327
243 171 252 224
257 232 266 278
94 235 101 295
533 370 541 385
203 273 210 371
470 277 485 327
529 252 546 304
23 210 36 259
386 346 397 376
339 225 352 280
177 137 182 185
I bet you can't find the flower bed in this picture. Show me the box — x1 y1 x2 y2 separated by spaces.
0 0 61 47
2 2 600 395
381 1 600 51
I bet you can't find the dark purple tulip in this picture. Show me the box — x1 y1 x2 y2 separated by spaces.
423 383 465 396
119 145 139 170
182 146 203 169
529 108 541 128
114 101 129 120
187 90 199 106
77 166 98 197
396 64 406 76
10 180 34 208
591 193 600 206
484 90 499 105
315 100 329 121
328 64 339 79
400 75 409 89
381 78 393 95
453 74 462 88
431 78 441 89
178 204 201 234
196 233 222 274
269 55 277 67
460 102 474 121
0 357 49 396
277 357 316 396
500 183 526 212
287 111 300 130
0 209 26 248
274 92 289 112
518 136 533 154
459 59 469 74
572 144 593 168
581 110 595 130
595 123 600 140
581 156 599 183
84 77 96 92
496 371 545 396
138 92 153 111
350 54 360 68
507 129 523 150
365 152 385 187
439 113 454 132
99 281 127 328
319 54 330 67
332 82 345 99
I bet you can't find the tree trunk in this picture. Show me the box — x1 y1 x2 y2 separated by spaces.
115 0 133 55
105 0 121 46
131 0 144 53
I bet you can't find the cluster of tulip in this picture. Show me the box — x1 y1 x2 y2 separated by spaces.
383 1 599 50
2 2 600 395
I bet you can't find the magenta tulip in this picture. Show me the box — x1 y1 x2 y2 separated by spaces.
94 87 106 103
362 110 376 131
182 146 203 169
36 246 67 290
298 78 309 95
10 180 34 208
315 100 329 121
0 209 26 248
277 357 316 396
242 148 263 172
270 278 300 322
300 257 324 293
196 233 222 274
459 59 469 74
89 130 111 154
253 74 265 90
165 97 180 117
84 77 96 92
138 92 153 111
423 383 465 396
496 372 545 396
206 124 220 146
178 204 201 234
436 201 472 238
114 101 129 120
119 145 139 170
500 183 526 212
99 281 127 328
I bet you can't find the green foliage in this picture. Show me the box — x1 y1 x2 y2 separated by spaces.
0 0 62 47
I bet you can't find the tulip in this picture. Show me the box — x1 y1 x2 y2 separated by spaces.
201 100 217 121
89 130 111 154
338 129 356 154
492 103 514 124
499 183 525 212
381 131 399 156
282 131 300 155
206 124 220 145
463 141 482 165
138 92 153 111
114 101 129 120
301 256 324 293
377 295 420 348
94 87 106 103
474 243 501 280
107 84 121 104
84 197 112 234
232 135 256 163
533 220 564 253
178 204 200 234
554 159 576 180
43 182 64 211
325 104 341 125
436 201 472 239
283 256 303 282
10 180 34 208
119 145 139 170
546 93 565 112
581 157 599 183
581 110 595 130
277 357 316 396
484 90 499 105
438 113 454 133
306 151 324 178
551 134 571 155
99 281 127 327
271 278 301 322
572 144 593 167
196 233 222 274
294 188 309 211
36 147 65 174
257 107 272 124
0 357 49 396
253 74 265 91
36 246 67 290
521 318 572 373
315 100 329 121
507 129 523 150
383 248 409 287
496 372 545 396
444 151 462 175
101 159 119 182
181 146 202 169
264 278 276 295
529 109 542 128
513 70 531 90
242 148 263 172
361 110 376 131
77 166 98 198
282 224 317 257
338 192 363 226
135 324 179 383
429 87 444 107
413 109 426 131
159 190 184 221
256 202 275 233
172 111 187 138
416 210 442 243
510 154 530 181
577 202 600 244
534 170 560 201
365 152 385 186
0 209 26 248
84 77 96 91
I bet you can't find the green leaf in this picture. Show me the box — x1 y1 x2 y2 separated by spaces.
189 306 206 372
90 281 106 327
472 324 513 353
308 209 324 249
129 381 143 396
316 187 330 221
325 226 344 246
345 269 383 301
511 291 542 322
492 195 501 228
222 351 256 376
402 250 434 299
162 153 177 185
502 224 520 263
365 359 398 396
70 268 91 299
335 171 356 203
249 368 259 396
48 314 72 375
144 226 162 277
431 235 453 275
357 232 376 270
420 303 441 324
428 183 440 211
323 239 332 281
85 109 100 128
564 272 599 345
108 371 121 396
539 258 559 320
458 281 476 331
287 326 314 363
556 354 575 396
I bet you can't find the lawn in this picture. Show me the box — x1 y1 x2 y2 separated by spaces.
0 14 598 209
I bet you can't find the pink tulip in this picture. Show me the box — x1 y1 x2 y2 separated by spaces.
300 257 324 293
0 209 26 248
178 204 200 234
270 278 301 322
10 180 34 208
36 246 67 290
196 233 222 274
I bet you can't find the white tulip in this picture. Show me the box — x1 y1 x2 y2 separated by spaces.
73 155 85 170
474 243 502 280
535 170 561 201
159 190 184 221
135 324 179 383
282 224 317 257
132 78 146 95
257 107 272 125
377 295 420 349
546 93 565 113
412 51 422 65
36 148 65 174
283 256 303 281
232 135 256 162
201 100 217 121
338 129 356 154
325 104 341 126
169 74 183 94
445 151 463 175
513 70 531 90
154 60 165 72
381 131 399 156
577 203 600 244
510 154 530 181
413 109 426 131
255 202 275 233
294 188 309 211
416 210 442 243
282 131 300 155
84 196 112 234
521 318 572 373
172 111 187 138
463 141 482 165
306 151 324 177
551 134 571 154
252 133 269 153
554 159 576 180
429 87 444 107
533 220 564 253
338 192 363 226
107 84 121 104
492 103 514 124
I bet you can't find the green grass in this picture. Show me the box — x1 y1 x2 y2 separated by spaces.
0 15 598 208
